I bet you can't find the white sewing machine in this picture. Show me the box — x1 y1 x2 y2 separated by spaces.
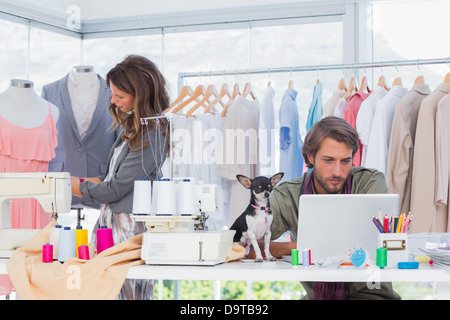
0 172 72 257
134 183 235 266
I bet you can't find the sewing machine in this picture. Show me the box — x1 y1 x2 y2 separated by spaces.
134 183 235 266
0 172 72 257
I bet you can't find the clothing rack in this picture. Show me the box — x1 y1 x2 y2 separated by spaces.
178 57 450 86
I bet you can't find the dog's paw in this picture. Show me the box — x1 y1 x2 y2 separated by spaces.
255 257 264 263
268 256 277 261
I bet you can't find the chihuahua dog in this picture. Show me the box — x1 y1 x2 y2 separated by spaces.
230 172 284 262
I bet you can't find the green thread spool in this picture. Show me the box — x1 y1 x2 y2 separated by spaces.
291 249 299 267
376 247 387 269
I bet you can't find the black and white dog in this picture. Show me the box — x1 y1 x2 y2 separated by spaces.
230 172 284 262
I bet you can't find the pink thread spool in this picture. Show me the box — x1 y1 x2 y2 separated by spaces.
78 244 90 260
96 226 114 254
42 243 53 262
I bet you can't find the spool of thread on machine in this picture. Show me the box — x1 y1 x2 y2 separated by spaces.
42 243 53 263
176 178 197 215
156 178 176 215
58 226 76 262
132 179 152 214
291 249 299 268
97 226 114 254
303 249 311 268
78 244 90 260
75 226 88 258
49 224 62 260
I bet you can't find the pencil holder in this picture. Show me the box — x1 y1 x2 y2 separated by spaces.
378 233 408 268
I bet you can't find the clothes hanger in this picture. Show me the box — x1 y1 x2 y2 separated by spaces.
165 85 194 114
186 84 219 117
377 75 389 90
337 77 347 91
242 82 256 100
344 76 357 100
170 84 206 115
358 75 368 93
414 75 425 84
204 83 230 114
444 73 450 84
392 61 403 86
221 82 240 117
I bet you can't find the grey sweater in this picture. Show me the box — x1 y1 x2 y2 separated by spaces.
80 128 166 213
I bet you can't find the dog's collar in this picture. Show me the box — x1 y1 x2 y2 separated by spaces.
251 204 271 212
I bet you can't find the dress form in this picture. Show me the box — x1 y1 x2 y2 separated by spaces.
0 79 59 127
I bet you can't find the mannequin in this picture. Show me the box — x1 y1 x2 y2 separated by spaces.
0 79 59 127
68 66 100 140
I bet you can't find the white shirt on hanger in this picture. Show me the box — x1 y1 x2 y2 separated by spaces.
364 85 408 175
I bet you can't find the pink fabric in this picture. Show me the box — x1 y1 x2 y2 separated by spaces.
0 103 57 296
344 92 370 166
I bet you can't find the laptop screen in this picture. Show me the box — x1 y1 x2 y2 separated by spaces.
296 194 400 264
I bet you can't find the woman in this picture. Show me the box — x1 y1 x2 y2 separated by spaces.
71 54 169 299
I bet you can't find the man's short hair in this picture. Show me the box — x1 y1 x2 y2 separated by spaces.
302 116 359 169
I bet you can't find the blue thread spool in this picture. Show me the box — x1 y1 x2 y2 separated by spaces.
302 249 310 268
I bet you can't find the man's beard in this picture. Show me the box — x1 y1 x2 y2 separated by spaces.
314 173 347 194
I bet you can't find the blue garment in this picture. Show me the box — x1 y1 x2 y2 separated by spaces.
279 88 303 182
306 81 323 133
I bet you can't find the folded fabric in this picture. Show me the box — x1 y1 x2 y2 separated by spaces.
7 220 144 300
225 244 246 262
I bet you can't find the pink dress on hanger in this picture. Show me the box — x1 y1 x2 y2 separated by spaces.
0 103 58 296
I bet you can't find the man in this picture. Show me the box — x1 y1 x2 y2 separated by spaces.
269 116 401 300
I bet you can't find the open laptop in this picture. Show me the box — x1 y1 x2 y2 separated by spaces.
296 194 400 264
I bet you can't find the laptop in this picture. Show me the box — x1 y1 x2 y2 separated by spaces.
296 194 400 264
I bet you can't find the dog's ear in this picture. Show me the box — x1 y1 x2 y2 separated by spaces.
236 174 252 189
270 172 284 186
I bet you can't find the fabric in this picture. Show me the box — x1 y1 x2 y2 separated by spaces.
41 74 118 208
355 85 388 166
270 166 400 300
6 219 145 300
258 86 276 176
333 97 348 119
385 83 430 214
364 85 408 175
0 104 58 230
306 82 323 133
67 71 101 140
344 91 370 166
322 88 345 118
410 83 450 233
80 128 166 213
217 95 260 225
434 94 450 231
278 88 303 183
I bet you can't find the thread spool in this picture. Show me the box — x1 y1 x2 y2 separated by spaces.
302 249 311 268
96 226 114 254
42 243 53 263
291 249 299 268
58 227 76 262
376 247 387 269
49 224 62 260
75 226 88 258
156 178 176 215
132 179 152 214
176 178 197 216
78 244 90 260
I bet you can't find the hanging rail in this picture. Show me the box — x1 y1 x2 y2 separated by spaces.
179 57 450 81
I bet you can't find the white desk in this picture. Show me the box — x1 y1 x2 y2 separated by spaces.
2 259 450 299
127 260 450 300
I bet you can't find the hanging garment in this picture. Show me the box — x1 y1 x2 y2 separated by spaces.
279 88 303 183
322 88 345 118
218 95 260 226
434 94 450 232
355 85 389 166
41 74 118 208
306 81 323 133
0 103 58 296
410 83 450 233
385 83 431 214
344 91 370 166
259 86 276 176
364 85 407 175
333 97 348 119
